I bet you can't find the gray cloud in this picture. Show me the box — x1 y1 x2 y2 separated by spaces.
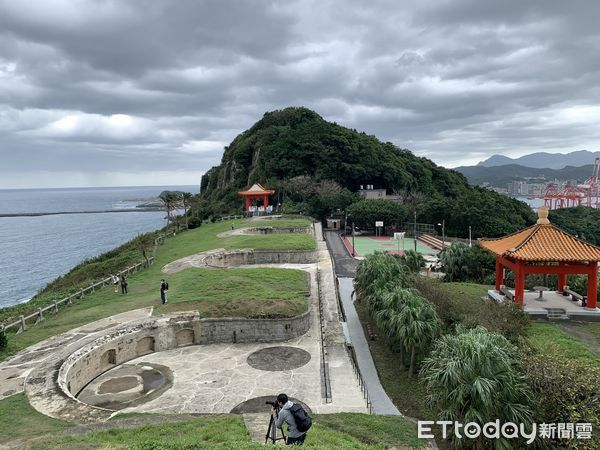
1 0 600 187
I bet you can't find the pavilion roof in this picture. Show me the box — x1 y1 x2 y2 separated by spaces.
238 183 275 196
479 212 600 262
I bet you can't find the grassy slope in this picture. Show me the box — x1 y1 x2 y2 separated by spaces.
154 267 308 318
1 394 421 449
527 322 600 369
0 393 70 443
0 219 315 361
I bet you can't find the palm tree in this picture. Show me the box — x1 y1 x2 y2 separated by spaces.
134 232 154 267
396 294 439 377
158 191 178 229
439 242 469 282
355 252 410 301
373 287 420 365
182 192 193 229
420 326 534 448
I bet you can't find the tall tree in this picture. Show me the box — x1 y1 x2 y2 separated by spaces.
396 295 439 377
134 233 154 267
182 192 193 229
158 191 181 229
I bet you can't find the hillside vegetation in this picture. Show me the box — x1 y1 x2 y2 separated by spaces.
199 107 535 238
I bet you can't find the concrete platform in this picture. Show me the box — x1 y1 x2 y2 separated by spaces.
488 289 600 321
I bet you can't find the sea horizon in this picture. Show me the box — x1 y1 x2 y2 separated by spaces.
0 185 199 309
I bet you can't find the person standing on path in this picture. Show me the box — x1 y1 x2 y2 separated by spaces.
160 279 168 304
120 274 128 294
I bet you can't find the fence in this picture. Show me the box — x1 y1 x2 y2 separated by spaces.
0 231 175 336
347 345 374 414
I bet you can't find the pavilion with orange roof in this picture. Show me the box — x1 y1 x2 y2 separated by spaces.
479 207 600 309
238 183 275 212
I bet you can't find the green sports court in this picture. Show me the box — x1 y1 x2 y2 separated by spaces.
342 235 438 257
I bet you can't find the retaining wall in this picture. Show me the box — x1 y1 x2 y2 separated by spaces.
204 249 319 267
244 226 312 235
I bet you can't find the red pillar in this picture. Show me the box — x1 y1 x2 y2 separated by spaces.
245 196 251 211
514 261 525 305
495 257 503 290
587 261 598 309
263 195 269 208
557 263 567 293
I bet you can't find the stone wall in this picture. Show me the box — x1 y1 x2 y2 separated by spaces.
204 249 319 267
245 226 312 235
58 310 311 400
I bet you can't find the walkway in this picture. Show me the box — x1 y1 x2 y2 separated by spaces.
324 231 400 415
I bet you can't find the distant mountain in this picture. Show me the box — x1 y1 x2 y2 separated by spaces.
455 164 595 188
477 150 600 169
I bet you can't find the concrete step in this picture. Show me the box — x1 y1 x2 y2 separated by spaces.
545 308 569 320
243 412 286 445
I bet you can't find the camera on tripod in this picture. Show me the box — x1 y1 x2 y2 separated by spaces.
265 400 285 444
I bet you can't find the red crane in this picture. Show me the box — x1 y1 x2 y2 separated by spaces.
542 158 600 209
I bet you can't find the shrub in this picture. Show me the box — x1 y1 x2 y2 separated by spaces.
187 217 203 229
401 249 425 273
522 349 600 450
411 276 462 330
0 328 7 351
466 301 531 344
421 326 534 449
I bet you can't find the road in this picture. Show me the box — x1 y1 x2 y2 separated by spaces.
323 231 401 415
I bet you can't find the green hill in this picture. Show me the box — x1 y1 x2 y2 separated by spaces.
200 107 535 238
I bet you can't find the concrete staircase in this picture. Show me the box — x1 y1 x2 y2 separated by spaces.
545 308 569 320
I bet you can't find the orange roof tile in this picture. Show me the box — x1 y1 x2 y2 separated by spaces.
238 183 275 196
479 224 600 262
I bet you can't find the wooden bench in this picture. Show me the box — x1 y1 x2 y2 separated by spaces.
564 288 587 307
499 286 514 301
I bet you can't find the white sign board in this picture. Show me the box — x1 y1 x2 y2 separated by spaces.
375 221 384 227
393 232 405 240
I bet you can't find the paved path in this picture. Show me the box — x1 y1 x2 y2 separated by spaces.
324 231 400 415
323 231 358 278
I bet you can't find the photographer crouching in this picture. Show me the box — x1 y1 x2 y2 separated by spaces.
270 393 312 445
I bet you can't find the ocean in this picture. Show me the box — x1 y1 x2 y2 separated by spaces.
0 186 198 309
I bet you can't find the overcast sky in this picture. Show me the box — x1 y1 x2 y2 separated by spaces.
1 0 599 188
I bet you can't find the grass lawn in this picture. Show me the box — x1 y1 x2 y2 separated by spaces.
527 322 600 369
0 393 70 444
437 282 491 315
1 393 423 449
584 323 600 345
0 219 315 362
154 267 308 318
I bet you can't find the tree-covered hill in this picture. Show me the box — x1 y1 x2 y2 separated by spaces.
200 107 535 237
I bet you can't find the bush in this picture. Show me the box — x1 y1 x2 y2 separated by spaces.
522 350 600 450
187 217 203 229
421 326 534 449
412 276 461 330
466 301 531 344
0 328 7 351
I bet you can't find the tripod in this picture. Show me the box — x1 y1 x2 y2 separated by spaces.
265 407 287 445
